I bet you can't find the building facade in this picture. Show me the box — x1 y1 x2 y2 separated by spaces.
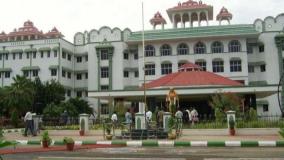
1 0 284 117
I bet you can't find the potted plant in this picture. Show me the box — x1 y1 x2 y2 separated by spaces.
105 124 113 140
79 119 85 136
41 131 51 148
167 117 176 139
63 137 75 151
229 116 235 136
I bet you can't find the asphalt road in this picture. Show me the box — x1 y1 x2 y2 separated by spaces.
2 147 284 160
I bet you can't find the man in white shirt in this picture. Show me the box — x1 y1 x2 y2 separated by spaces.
24 111 35 136
111 112 118 126
146 110 152 122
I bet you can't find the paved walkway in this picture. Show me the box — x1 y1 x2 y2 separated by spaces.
3 128 282 142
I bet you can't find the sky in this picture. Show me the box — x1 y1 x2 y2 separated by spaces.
0 0 283 42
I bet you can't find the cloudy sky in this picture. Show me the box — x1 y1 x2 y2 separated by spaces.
0 0 283 42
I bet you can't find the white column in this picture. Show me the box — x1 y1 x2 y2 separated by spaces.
197 11 201 27
219 20 221 25
162 24 165 30
172 14 176 28
180 13 184 28
206 11 209 26
188 12 192 28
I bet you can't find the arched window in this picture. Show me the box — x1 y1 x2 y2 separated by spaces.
178 60 188 68
161 62 172 75
194 42 206 54
160 44 172 56
228 40 241 52
177 43 189 55
211 41 223 53
195 60 207 71
230 58 242 72
145 45 155 57
212 59 224 73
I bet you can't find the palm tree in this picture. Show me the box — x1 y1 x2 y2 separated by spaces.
4 75 35 117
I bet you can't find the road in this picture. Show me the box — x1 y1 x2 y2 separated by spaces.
2 147 284 160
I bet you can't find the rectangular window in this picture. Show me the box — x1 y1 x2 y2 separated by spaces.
124 53 128 60
32 70 38 77
161 63 172 75
195 61 207 71
5 72 10 78
23 71 29 77
85 55 88 62
76 73 82 80
135 71 139 78
259 45 264 53
134 53 138 60
40 51 44 58
101 85 109 91
145 64 155 76
247 45 253 54
68 72 71 79
248 65 254 73
260 64 266 72
62 52 66 59
212 61 224 73
76 91 82 97
230 60 242 72
124 71 129 78
263 104 269 112
5 54 8 60
51 69 57 76
26 52 30 59
66 90 71 97
19 53 22 59
62 70 66 77
101 103 109 115
13 53 16 60
77 56 82 63
33 52 36 59
47 51 50 58
54 51 57 57
67 54 71 61
101 49 108 60
101 67 109 78
85 73 88 79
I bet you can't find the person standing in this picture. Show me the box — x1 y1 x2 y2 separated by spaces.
111 112 118 136
157 108 164 128
24 111 34 136
125 109 132 124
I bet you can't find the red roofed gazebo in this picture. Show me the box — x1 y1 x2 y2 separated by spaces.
144 62 242 89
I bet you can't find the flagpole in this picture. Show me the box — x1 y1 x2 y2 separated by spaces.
142 2 148 129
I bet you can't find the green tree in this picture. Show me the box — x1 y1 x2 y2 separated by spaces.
209 92 241 121
3 75 35 117
43 80 65 106
68 98 93 114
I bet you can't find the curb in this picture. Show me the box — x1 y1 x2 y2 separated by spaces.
3 129 24 134
13 140 284 147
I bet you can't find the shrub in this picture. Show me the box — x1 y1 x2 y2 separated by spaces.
63 137 74 144
41 131 51 144
248 108 258 121
229 116 235 129
215 108 225 123
80 119 85 131
168 117 176 133
279 128 284 138
11 110 19 128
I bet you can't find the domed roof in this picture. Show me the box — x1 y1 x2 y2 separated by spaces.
217 7 233 21
150 12 167 25
168 0 211 10
144 62 242 89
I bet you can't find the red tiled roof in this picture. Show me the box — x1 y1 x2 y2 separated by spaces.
144 63 242 89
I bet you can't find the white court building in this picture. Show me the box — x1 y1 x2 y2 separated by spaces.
0 0 284 118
